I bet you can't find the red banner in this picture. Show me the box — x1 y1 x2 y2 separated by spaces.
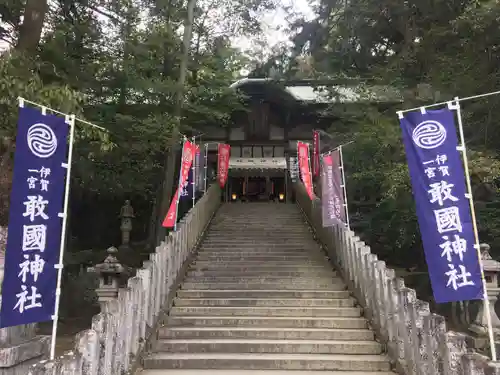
162 140 195 228
313 130 320 178
218 143 231 188
297 141 313 199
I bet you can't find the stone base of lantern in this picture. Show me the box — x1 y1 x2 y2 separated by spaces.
0 326 50 375
468 313 500 352
467 329 496 352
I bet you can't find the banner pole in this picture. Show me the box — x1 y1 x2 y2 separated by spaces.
203 143 208 193
191 137 196 209
174 137 187 232
20 97 107 132
451 98 497 361
338 145 350 230
49 113 76 360
316 131 321 179
321 141 355 157
216 143 220 199
398 89 500 115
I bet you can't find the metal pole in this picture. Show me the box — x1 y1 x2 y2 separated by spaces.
338 145 351 230
216 143 220 198
450 98 497 361
398 89 500 115
191 137 196 209
50 113 76 360
320 141 355 157
284 152 288 203
19 97 106 131
203 143 208 193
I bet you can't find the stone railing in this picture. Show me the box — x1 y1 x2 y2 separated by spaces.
28 184 221 374
294 182 500 375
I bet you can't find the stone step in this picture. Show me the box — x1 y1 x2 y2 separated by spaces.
199 245 315 250
191 255 327 265
198 249 319 253
213 220 305 223
185 270 336 277
189 264 330 271
204 235 313 240
189 266 329 272
166 316 368 329
195 257 322 262
176 290 350 299
173 298 355 307
211 222 305 225
198 249 318 253
192 261 326 266
182 277 340 284
211 221 306 223
141 370 396 375
207 234 311 236
169 306 361 317
159 327 374 341
142 353 392 371
194 256 323 262
154 338 383 355
198 248 316 251
208 222 309 225
180 283 346 291
201 241 314 246
198 249 315 254
207 231 311 234
208 231 312 234
197 250 319 254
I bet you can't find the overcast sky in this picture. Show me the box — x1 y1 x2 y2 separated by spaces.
232 0 316 52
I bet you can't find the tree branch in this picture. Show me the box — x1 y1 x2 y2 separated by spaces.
87 4 124 24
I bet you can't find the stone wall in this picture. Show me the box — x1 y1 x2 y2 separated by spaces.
294 181 500 375
24 184 221 374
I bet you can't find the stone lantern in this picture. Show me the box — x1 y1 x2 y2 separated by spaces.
88 246 126 310
470 244 500 340
119 200 135 249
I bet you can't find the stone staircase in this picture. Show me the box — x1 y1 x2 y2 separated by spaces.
141 203 395 374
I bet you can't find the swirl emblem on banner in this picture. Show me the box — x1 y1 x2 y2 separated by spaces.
27 123 58 158
412 120 447 149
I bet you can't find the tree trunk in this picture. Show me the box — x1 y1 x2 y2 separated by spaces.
16 0 48 54
154 0 197 245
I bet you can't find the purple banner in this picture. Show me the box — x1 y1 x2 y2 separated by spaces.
1 106 69 327
321 150 346 227
400 107 483 303
195 146 205 192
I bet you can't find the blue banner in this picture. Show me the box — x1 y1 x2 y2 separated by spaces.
400 108 483 303
0 106 69 327
180 168 194 201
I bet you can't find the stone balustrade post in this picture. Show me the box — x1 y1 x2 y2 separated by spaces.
443 332 468 374
26 183 222 375
469 244 500 351
292 181 500 374
377 261 391 340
